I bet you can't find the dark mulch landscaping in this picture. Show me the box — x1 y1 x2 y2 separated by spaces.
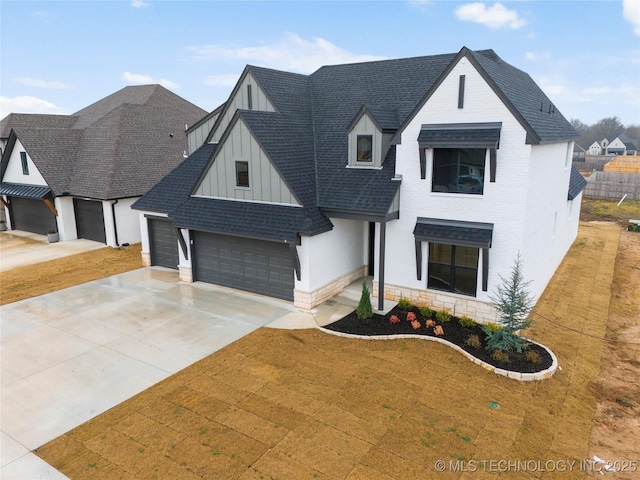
323 306 553 374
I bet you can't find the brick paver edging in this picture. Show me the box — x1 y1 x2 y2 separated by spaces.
317 327 558 381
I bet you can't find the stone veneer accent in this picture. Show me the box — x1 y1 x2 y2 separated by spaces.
294 265 367 310
318 328 558 381
373 281 499 324
179 265 193 283
141 252 151 267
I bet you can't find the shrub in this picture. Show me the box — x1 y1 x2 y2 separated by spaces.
485 253 534 353
436 310 452 323
419 306 435 318
484 322 502 333
425 319 436 329
406 312 417 322
389 315 401 325
397 298 412 311
356 281 373 320
464 334 482 350
458 316 477 329
524 349 542 364
491 350 510 364
433 325 444 336
411 319 421 330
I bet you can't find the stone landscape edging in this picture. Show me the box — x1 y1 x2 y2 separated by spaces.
317 326 558 381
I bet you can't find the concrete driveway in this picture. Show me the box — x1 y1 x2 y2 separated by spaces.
0 231 104 272
0 267 357 479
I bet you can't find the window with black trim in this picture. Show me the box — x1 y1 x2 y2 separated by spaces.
20 151 29 175
432 148 485 194
428 243 478 296
356 135 373 162
235 161 249 187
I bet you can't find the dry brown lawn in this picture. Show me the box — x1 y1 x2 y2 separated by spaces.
32 221 639 479
0 243 142 305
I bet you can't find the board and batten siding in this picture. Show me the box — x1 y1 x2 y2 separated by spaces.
349 113 382 167
209 73 275 143
194 118 300 205
188 112 220 155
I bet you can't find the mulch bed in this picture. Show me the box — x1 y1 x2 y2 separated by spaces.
323 306 553 374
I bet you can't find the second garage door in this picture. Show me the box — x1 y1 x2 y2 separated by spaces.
74 199 106 243
148 219 179 269
193 231 294 301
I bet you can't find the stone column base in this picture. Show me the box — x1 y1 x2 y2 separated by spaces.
179 265 193 283
141 252 151 267
294 265 367 310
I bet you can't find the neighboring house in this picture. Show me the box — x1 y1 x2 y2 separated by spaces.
607 133 638 156
588 141 603 156
0 85 207 245
133 47 585 323
573 143 586 159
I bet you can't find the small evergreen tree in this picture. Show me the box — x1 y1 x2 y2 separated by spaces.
483 254 534 352
356 280 373 319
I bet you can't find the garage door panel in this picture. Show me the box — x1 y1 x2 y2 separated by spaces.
148 219 179 269
74 199 106 243
10 197 57 235
193 231 294 301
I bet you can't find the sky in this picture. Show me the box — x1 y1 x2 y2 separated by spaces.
1 0 639 128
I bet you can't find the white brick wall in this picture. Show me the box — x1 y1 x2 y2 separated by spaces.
381 55 576 320
296 218 367 293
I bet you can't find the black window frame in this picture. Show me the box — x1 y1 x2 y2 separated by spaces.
431 147 486 195
20 151 29 175
356 134 373 163
235 161 249 188
427 243 479 297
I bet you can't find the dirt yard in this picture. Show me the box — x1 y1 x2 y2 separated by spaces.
0 243 142 305
586 229 640 478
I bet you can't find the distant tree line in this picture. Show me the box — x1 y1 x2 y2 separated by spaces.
571 116 640 151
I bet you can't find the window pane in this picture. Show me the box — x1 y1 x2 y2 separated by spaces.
455 246 479 267
429 243 452 263
454 266 477 295
432 148 485 194
235 161 249 187
428 262 452 291
357 135 372 162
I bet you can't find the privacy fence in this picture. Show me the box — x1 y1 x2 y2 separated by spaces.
584 172 640 201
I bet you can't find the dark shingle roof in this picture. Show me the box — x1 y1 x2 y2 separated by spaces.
568 166 588 200
468 50 578 144
137 47 579 242
132 143 217 213
0 85 207 199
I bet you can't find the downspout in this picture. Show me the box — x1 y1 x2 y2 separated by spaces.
111 199 119 247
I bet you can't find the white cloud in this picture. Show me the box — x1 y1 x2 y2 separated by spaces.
14 77 71 90
123 72 179 89
455 2 526 30
525 51 550 61
623 0 640 35
131 1 151 8
187 33 386 73
203 74 241 87
0 96 67 119
408 0 432 12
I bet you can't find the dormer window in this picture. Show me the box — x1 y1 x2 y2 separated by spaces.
357 135 373 162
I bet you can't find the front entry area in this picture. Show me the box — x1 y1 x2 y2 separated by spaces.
192 231 294 301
